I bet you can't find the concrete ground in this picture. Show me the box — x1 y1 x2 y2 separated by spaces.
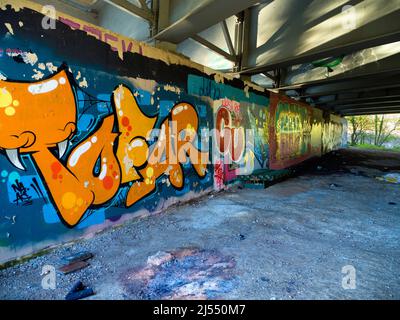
0 148 399 300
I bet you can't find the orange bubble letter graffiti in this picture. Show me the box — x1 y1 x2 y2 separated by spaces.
0 72 208 228
0 69 120 227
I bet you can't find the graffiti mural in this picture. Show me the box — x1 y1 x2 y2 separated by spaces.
0 2 221 262
269 94 313 170
0 68 208 228
322 114 347 154
269 93 346 170
212 98 269 188
310 108 323 157
186 75 270 189
213 99 246 187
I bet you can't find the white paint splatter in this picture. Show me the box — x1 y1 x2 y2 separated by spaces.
163 84 181 95
69 141 92 167
79 77 88 88
32 69 44 80
38 63 46 70
4 23 14 35
99 164 107 180
131 140 143 148
18 21 23 27
28 79 58 95
23 52 38 66
123 155 134 174
173 105 184 115
114 85 124 109
46 62 58 73
76 71 81 80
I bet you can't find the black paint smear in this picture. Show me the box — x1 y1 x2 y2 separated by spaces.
1 5 269 99
12 55 25 64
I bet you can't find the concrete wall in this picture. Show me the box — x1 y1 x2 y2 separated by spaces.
0 1 346 264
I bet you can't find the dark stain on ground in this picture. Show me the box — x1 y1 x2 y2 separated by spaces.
292 148 400 177
121 248 237 300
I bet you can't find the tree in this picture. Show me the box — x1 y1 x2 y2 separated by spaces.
348 115 373 145
373 115 400 146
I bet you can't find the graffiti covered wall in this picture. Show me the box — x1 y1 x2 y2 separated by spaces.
322 113 348 154
269 94 313 170
186 75 269 190
0 1 346 263
269 93 346 170
0 1 269 262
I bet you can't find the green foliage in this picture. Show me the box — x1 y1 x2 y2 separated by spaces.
346 114 400 147
355 144 400 152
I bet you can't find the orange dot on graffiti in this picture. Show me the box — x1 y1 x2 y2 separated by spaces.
121 116 129 127
61 192 77 210
103 176 113 190
51 161 62 179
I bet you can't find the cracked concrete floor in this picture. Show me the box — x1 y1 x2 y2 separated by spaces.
0 149 399 300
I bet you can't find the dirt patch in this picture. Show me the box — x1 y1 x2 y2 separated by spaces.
121 248 236 300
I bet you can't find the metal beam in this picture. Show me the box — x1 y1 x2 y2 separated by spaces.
335 102 400 111
314 87 400 104
152 0 262 43
241 30 400 74
341 108 400 116
277 67 400 92
190 35 236 62
282 48 400 88
240 8 251 72
319 95 400 107
299 75 400 98
334 100 400 110
260 72 277 82
241 0 400 74
105 0 154 22
233 12 245 71
220 20 235 56
302 83 400 99
137 0 151 11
